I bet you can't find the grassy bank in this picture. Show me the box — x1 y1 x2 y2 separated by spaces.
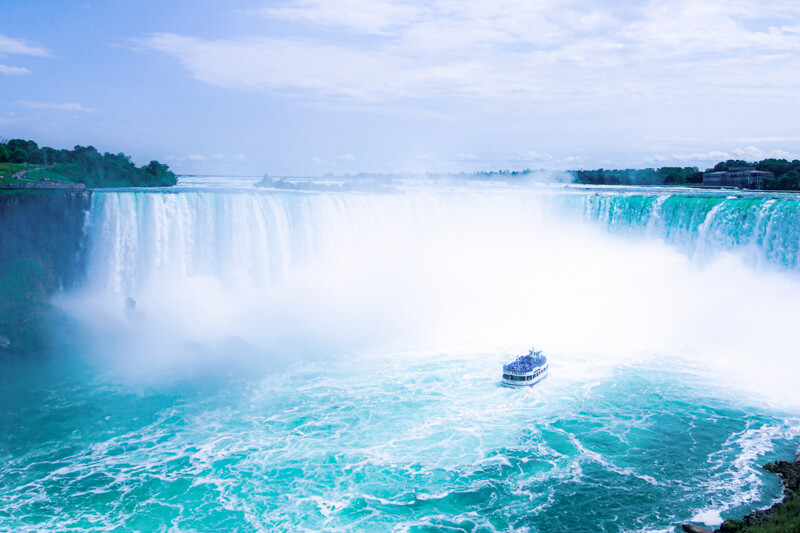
1 139 177 188
0 162 34 175
25 165 80 183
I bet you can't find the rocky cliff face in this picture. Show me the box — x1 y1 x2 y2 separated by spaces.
0 191 90 288
0 191 91 353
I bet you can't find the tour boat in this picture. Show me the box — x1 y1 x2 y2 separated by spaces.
502 348 548 387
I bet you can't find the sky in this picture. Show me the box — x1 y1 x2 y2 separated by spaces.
1 0 799 175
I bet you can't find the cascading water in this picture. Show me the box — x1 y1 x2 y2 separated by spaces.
84 188 800 297
2 180 800 532
575 191 800 270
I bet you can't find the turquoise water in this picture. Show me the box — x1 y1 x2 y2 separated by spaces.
2 352 798 532
574 191 800 270
2 182 800 531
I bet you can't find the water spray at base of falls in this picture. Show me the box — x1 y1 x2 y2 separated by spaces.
5 182 800 533
49 186 800 408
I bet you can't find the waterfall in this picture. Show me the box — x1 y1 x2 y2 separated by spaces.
574 192 800 270
7 184 800 533
84 189 800 297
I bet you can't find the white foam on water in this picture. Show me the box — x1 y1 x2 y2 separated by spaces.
690 508 723 527
689 421 800 526
53 185 800 411
19 180 800 531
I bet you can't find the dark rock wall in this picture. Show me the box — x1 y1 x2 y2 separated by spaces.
0 191 91 289
0 191 91 353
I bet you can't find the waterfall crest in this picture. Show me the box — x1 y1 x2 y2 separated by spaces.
43 184 800 404
85 189 800 296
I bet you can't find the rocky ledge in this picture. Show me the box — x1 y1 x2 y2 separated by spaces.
681 452 800 533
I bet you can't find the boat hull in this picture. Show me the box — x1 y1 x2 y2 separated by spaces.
501 364 548 387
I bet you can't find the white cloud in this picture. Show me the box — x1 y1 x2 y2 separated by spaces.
733 146 768 160
0 64 30 76
260 0 424 34
0 35 50 57
727 136 800 143
165 152 247 172
512 150 553 162
166 153 216 165
764 149 798 160
0 35 50 76
19 101 99 112
732 146 799 160
675 150 732 161
141 32 511 101
139 0 800 114
338 153 357 161
673 147 799 163
627 0 800 60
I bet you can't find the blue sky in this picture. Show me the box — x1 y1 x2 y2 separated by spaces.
1 0 799 175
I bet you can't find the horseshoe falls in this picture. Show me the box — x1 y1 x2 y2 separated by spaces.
2 180 800 532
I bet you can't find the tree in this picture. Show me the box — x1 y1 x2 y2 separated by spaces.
26 148 44 165
140 160 176 186
41 147 66 165
8 148 27 164
713 159 751 172
762 170 800 191
7 139 30 154
757 158 791 177
1 138 177 187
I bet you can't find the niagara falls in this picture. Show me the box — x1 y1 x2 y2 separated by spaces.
3 1 800 532
3 178 800 531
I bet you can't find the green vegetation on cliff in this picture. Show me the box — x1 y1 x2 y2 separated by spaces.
572 158 800 190
0 138 176 188
573 166 703 186
0 162 33 186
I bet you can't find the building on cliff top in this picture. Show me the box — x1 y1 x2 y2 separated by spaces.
702 167 774 188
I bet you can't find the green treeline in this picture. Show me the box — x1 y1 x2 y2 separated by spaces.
0 138 177 188
573 167 703 186
713 158 800 190
573 158 800 190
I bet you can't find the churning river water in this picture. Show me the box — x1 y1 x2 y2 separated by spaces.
2 178 800 532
